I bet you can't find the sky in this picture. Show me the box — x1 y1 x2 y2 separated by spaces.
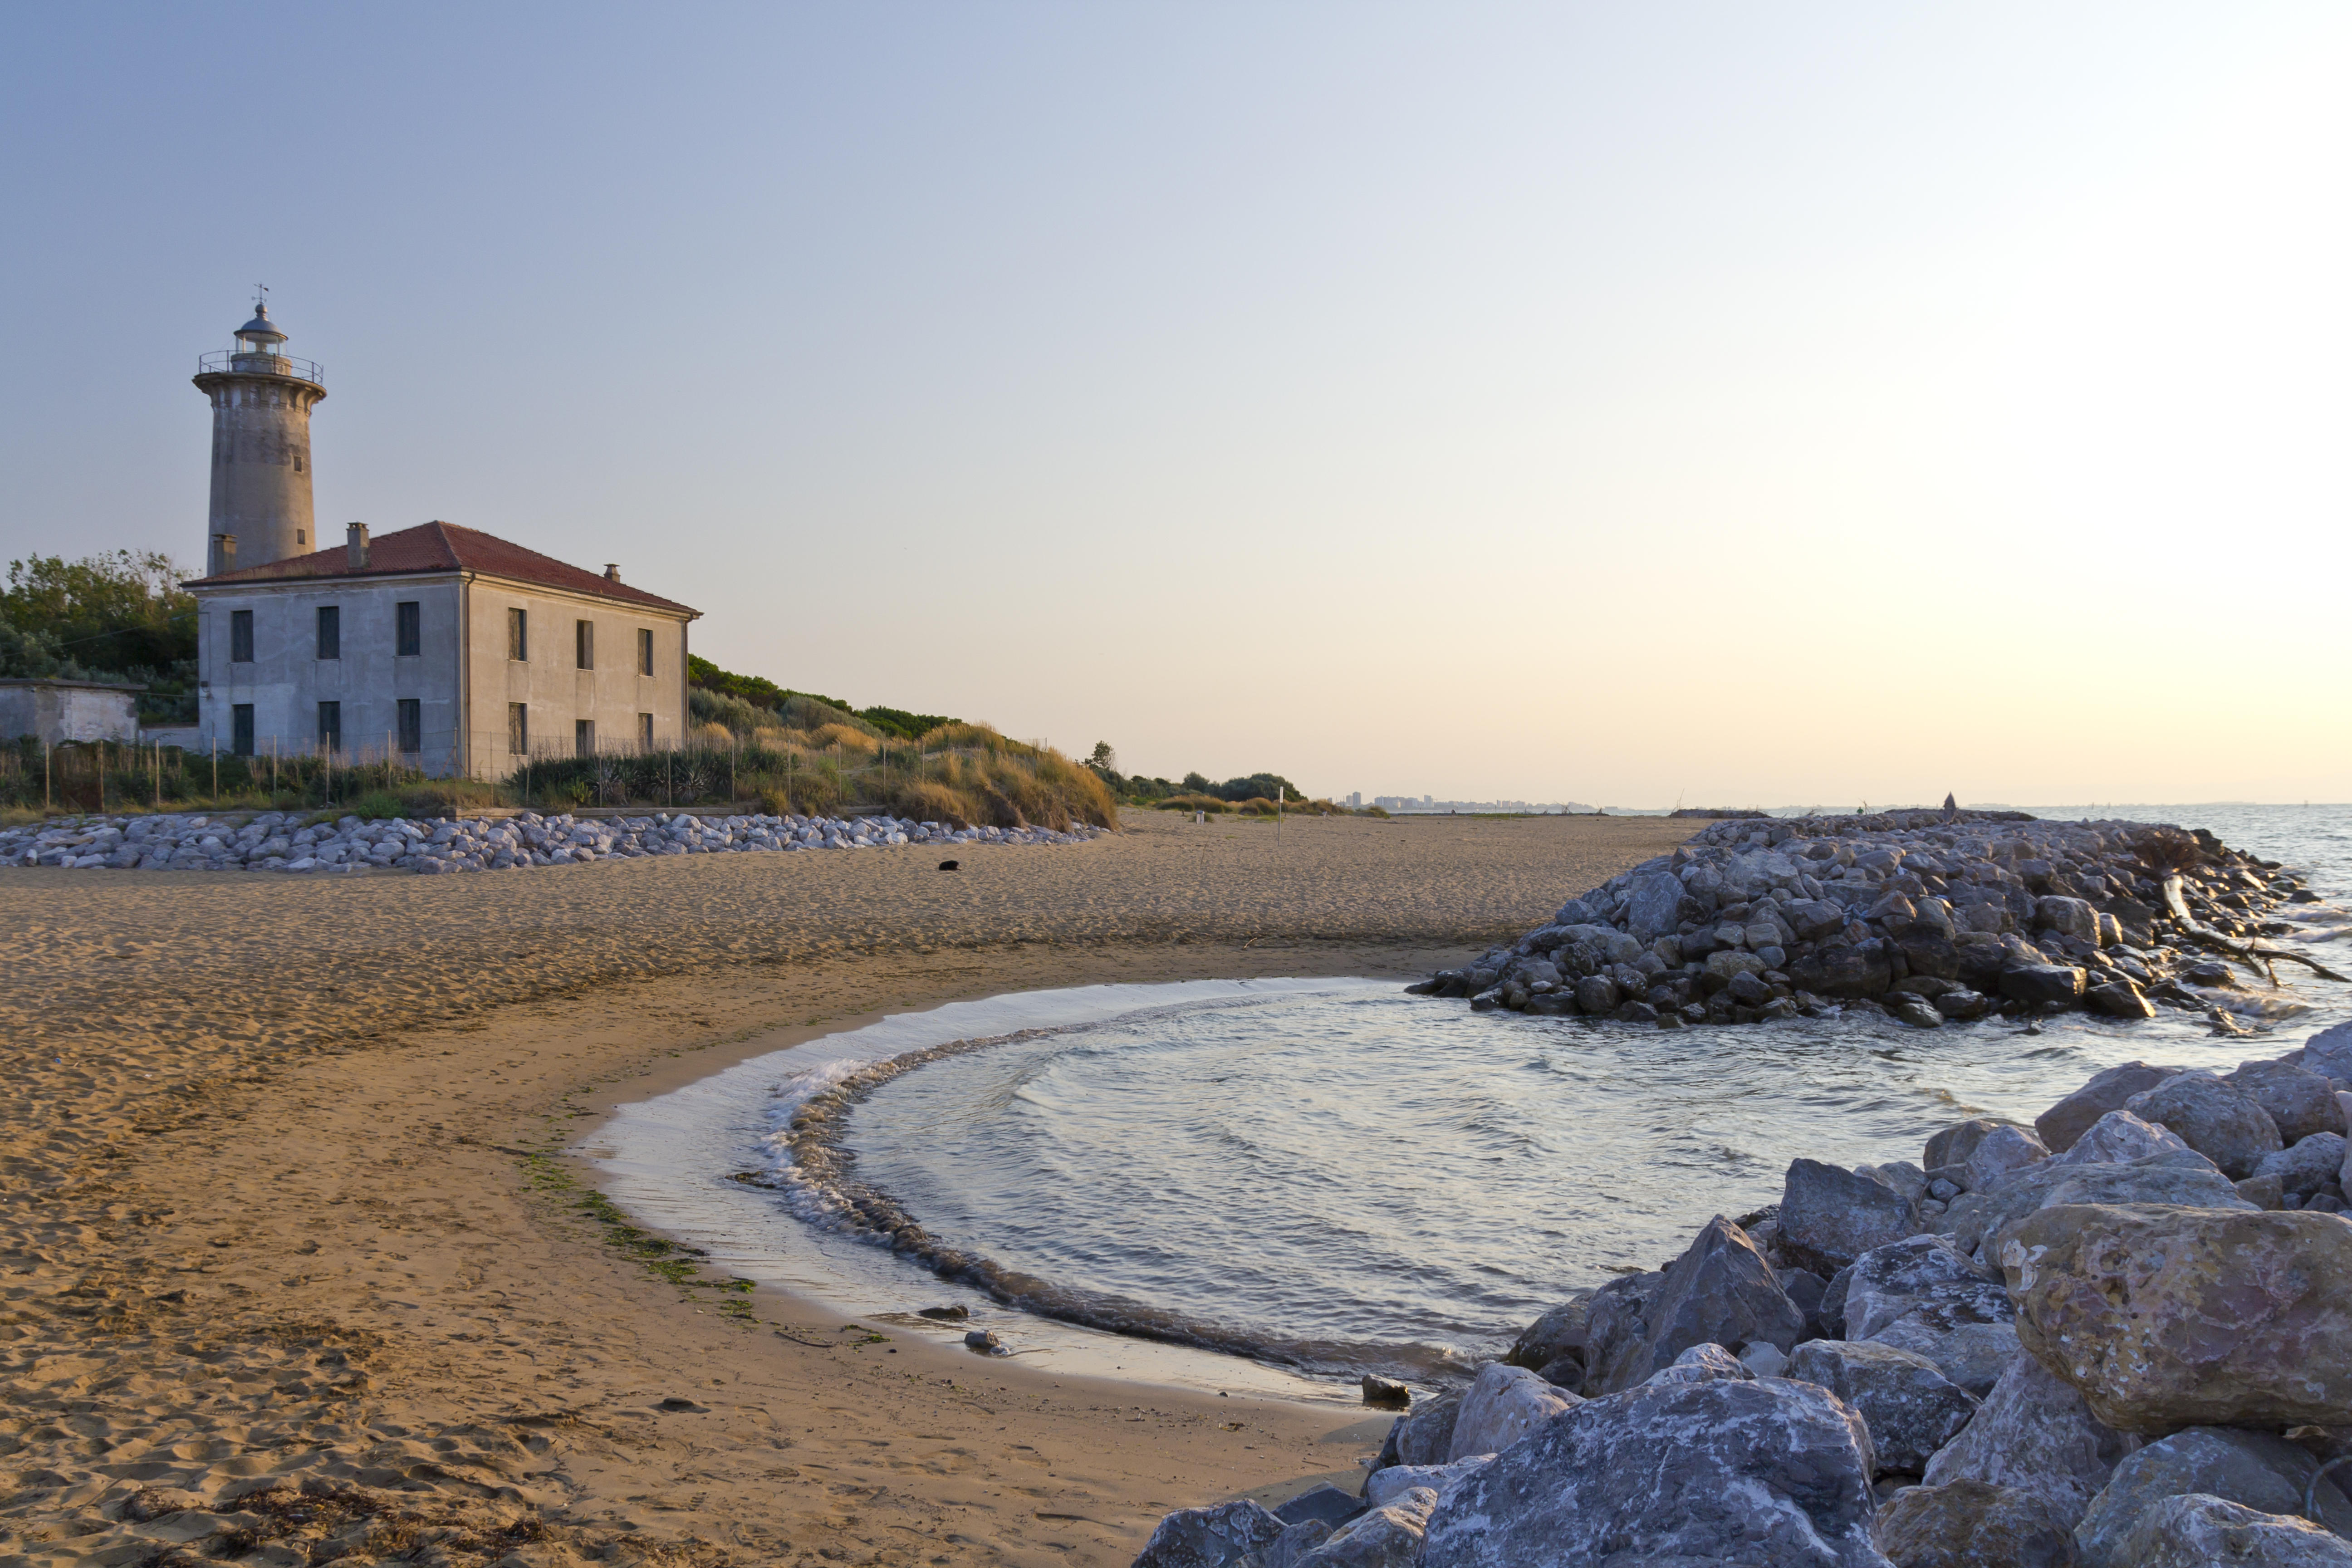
2 4 2346 806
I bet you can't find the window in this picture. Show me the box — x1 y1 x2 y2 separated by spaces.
575 618 594 670
397 698 421 755
395 601 421 657
507 702 529 755
575 718 595 756
315 605 339 661
317 701 342 752
295 529 306 548
639 712 655 750
508 607 529 662
637 628 654 676
230 609 254 663
232 704 255 756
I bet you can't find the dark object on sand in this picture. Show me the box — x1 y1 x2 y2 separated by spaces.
918 1304 970 1321
1362 1373 1411 1407
965 1328 1005 1353
938 859 960 871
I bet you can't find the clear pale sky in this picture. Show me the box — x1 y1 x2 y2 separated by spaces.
3 5 2345 805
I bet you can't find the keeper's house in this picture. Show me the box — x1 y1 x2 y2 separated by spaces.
183 520 700 778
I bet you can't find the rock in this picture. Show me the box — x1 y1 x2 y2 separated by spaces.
1504 1295 1590 1374
2001 964 2087 1007
1420 1376 1888 1568
1962 1125 2050 1192
1389 1393 1460 1469
2304 1021 2352 1080
2036 897 2102 945
1296 1487 1437 1568
1874 1481 2082 1568
1625 872 1689 941
1738 1341 1788 1377
2084 980 2156 1019
1788 940 1896 998
1360 1374 1409 1407
1842 1237 2009 1343
965 1328 1004 1352
1135 1499 1289 1568
1272 1486 1364 1530
1787 1339 1980 1473
1890 995 1945 1029
1945 1152 2253 1259
1596 1215 1802 1393
1896 928 1964 983
2001 1204 2352 1433
2122 1070 2282 1178
2229 1059 2347 1143
2048 1110 2198 1169
1925 1119 2003 1172
1779 1158 1922 1276
1921 1351 2139 1527
1573 975 1619 1015
2256 1133 2349 1199
1935 988 1990 1020
2114 1493 2352 1568
1366 1459 1490 1509
2036 1063 2184 1153
2073 1426 2352 1568
1645 1341 1752 1386
1576 1270 1666 1399
1446 1362 1576 1460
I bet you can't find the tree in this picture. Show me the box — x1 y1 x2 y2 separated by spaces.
1 550 196 676
1088 741 1117 773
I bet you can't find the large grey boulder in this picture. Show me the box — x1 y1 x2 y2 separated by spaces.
2001 963 2087 1007
2228 1058 2346 1143
1921 1352 2139 1528
1596 1215 1802 1393
1575 1269 1666 1399
1296 1487 1437 1568
1874 1481 2082 1568
1842 1235 2020 1397
1961 1124 2050 1192
2256 1132 2349 1198
1421 1376 1890 1568
2035 1062 2183 1153
2001 1204 2352 1432
1365 1459 1489 1511
2122 1069 2282 1178
1446 1362 1575 1460
1779 1158 1922 1275
1787 1339 1979 1473
2115 1494 2352 1568
1924 1118 2003 1173
1240 1520 1333 1568
2305 1021 2352 1080
1389 1393 1460 1469
1504 1293 1591 1376
2047 1110 2199 1170
2073 1426 2352 1568
1625 872 1689 941
1136 1499 1289 1568
1646 1341 1752 1387
1939 1150 2253 1257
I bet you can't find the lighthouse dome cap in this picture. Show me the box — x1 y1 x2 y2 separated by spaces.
235 303 286 341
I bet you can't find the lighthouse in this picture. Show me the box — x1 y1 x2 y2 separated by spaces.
193 299 326 575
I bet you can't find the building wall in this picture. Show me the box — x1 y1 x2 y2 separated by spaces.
196 576 466 773
0 681 141 745
459 578 691 776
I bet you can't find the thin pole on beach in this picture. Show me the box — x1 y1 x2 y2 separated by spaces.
211 740 217 804
44 742 51 814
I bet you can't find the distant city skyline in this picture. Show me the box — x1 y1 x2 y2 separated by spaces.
2 5 2345 802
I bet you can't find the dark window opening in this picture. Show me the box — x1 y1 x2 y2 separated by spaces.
398 698 421 755
315 605 340 661
230 609 254 663
576 618 594 670
508 702 528 755
637 627 654 676
232 704 255 756
576 718 595 756
396 600 421 657
639 712 654 749
317 701 342 752
509 608 529 662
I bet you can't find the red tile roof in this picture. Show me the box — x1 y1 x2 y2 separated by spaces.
184 521 698 617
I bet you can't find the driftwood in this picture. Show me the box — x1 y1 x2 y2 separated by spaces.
2160 876 2351 986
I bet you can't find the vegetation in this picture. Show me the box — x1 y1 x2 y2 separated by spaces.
0 550 199 722
687 655 957 742
1089 750 1372 818
0 734 451 816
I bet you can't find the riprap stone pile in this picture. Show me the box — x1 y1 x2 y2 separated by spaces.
1135 1020 2352 1568
3 809 1105 874
1409 809 2317 1028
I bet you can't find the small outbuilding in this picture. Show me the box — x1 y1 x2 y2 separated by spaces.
0 677 143 745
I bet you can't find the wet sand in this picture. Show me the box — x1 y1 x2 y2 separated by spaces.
0 809 1690 1566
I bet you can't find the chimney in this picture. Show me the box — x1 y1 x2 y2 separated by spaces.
212 533 237 575
347 522 370 570
604 563 621 582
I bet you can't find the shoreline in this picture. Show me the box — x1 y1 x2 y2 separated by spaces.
0 808 1690 1564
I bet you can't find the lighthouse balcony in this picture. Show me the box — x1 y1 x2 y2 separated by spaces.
198 349 324 382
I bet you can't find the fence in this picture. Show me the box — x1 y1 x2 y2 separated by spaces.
0 735 433 815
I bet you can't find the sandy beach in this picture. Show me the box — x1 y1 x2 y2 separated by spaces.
0 809 1690 1567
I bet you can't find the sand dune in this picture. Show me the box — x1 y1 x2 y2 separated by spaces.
0 809 1688 1566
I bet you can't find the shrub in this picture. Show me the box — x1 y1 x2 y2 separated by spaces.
1153 793 1229 813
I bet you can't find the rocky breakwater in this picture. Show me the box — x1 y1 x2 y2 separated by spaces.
1 809 1105 875
1133 1019 2352 1567
1406 808 2341 1029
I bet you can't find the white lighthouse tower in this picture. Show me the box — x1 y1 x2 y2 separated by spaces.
193 297 326 575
